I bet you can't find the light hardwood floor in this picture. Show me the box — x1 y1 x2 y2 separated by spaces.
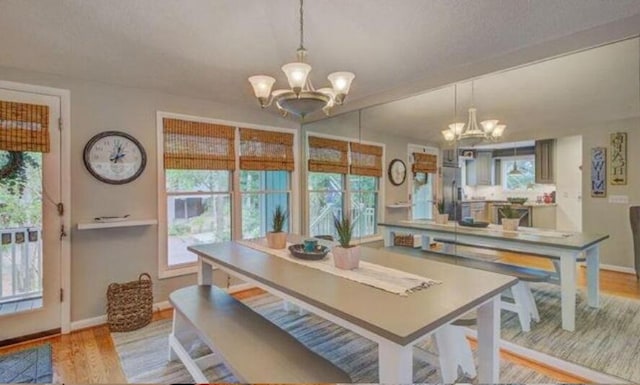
0 255 637 384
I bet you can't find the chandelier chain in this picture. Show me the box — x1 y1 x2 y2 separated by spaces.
299 0 305 51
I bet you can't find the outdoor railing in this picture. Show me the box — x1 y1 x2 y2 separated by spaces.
0 226 43 303
310 205 376 239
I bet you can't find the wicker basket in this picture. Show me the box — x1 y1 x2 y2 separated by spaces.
393 232 418 248
107 273 153 332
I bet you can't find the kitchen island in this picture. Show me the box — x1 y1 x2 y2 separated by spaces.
379 219 609 331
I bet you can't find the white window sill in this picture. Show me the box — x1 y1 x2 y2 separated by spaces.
158 263 205 279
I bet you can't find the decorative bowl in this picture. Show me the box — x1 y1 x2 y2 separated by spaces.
458 220 490 228
288 244 330 261
507 197 528 205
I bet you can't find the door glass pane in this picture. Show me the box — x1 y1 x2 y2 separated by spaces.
412 173 434 219
167 194 231 266
0 151 43 309
308 172 344 237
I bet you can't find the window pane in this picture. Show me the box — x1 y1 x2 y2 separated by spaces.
308 172 344 191
349 175 378 192
351 192 377 237
240 170 289 192
503 159 535 190
412 173 434 219
309 191 343 237
167 194 231 266
242 193 290 239
166 170 230 192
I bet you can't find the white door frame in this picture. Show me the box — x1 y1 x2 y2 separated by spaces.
0 80 71 334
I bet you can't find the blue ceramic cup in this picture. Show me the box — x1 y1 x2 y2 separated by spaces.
303 239 318 252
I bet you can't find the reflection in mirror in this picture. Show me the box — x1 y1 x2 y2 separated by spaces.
352 36 639 382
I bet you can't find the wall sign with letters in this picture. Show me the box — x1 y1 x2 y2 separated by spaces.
591 147 607 197
610 132 627 185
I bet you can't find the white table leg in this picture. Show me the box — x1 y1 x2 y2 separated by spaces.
198 256 213 285
586 246 601 308
560 253 577 331
378 341 413 383
434 326 462 383
477 296 500 384
383 228 394 247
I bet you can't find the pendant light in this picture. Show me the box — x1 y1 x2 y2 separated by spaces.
508 146 522 175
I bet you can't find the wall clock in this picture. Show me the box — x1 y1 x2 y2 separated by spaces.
83 131 147 185
388 159 407 186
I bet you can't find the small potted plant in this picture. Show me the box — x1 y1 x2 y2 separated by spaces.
501 206 521 231
434 200 449 225
266 205 288 249
332 215 360 270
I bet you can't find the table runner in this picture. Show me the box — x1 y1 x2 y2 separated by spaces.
237 239 441 296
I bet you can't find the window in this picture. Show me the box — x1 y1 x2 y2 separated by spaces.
159 116 296 276
307 135 383 239
240 170 290 239
502 156 535 190
166 170 231 266
410 150 437 220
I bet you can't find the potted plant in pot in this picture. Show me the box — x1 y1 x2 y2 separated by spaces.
266 205 288 249
332 215 360 270
500 205 521 231
434 200 449 225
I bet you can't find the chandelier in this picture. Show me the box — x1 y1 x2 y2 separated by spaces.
442 81 506 143
248 0 355 119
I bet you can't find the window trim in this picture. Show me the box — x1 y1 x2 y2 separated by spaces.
157 111 299 279
303 131 385 239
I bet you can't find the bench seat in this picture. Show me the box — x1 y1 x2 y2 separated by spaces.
169 285 352 384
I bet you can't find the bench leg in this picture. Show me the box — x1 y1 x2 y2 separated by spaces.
434 326 462 383
512 283 532 332
522 282 540 322
168 309 187 362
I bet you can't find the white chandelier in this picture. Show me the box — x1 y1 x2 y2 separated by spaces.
442 81 506 143
248 0 355 119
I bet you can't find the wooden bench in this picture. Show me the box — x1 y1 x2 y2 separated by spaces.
168 285 352 384
388 243 550 332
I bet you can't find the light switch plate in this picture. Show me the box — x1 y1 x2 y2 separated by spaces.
609 195 629 204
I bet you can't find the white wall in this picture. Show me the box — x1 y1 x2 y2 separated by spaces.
555 135 583 231
0 66 297 321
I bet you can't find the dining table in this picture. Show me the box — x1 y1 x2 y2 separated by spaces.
379 219 610 331
189 235 517 383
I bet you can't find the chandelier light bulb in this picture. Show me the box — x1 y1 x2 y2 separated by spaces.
442 129 456 142
480 119 499 133
328 72 355 104
282 62 312 94
492 124 506 137
448 122 465 135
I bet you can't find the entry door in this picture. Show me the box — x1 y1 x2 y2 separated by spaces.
0 88 62 340
408 145 438 220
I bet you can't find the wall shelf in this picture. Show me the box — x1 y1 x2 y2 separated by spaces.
386 203 413 209
77 219 158 230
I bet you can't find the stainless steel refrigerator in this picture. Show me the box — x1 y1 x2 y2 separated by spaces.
441 166 462 220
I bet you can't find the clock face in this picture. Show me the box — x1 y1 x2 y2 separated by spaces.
83 131 146 184
388 159 407 186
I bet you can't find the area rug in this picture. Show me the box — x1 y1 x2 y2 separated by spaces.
112 294 553 383
0 344 52 383
498 282 640 383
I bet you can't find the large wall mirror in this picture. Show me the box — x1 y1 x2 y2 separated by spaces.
303 36 640 382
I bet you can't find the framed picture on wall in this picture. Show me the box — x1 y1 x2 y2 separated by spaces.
610 132 627 185
591 147 607 197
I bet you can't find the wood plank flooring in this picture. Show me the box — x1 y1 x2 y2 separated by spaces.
0 254 637 384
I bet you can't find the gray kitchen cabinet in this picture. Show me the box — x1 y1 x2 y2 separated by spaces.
466 151 493 186
442 148 458 167
461 202 471 219
535 139 555 184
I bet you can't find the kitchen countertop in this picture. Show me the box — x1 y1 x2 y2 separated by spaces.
461 200 557 207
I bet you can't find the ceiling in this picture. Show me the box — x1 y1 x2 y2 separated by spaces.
360 37 640 144
0 0 639 120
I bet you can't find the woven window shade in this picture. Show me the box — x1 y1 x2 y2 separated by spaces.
239 128 294 171
308 136 349 174
0 100 50 153
412 153 437 174
350 142 383 177
163 118 235 170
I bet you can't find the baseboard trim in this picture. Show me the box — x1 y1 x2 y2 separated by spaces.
70 283 256 332
464 328 629 384
579 262 636 275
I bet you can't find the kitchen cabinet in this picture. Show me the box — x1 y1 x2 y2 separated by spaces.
535 139 555 184
465 151 493 186
461 203 471 219
531 205 557 229
442 148 458 167
461 202 488 221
